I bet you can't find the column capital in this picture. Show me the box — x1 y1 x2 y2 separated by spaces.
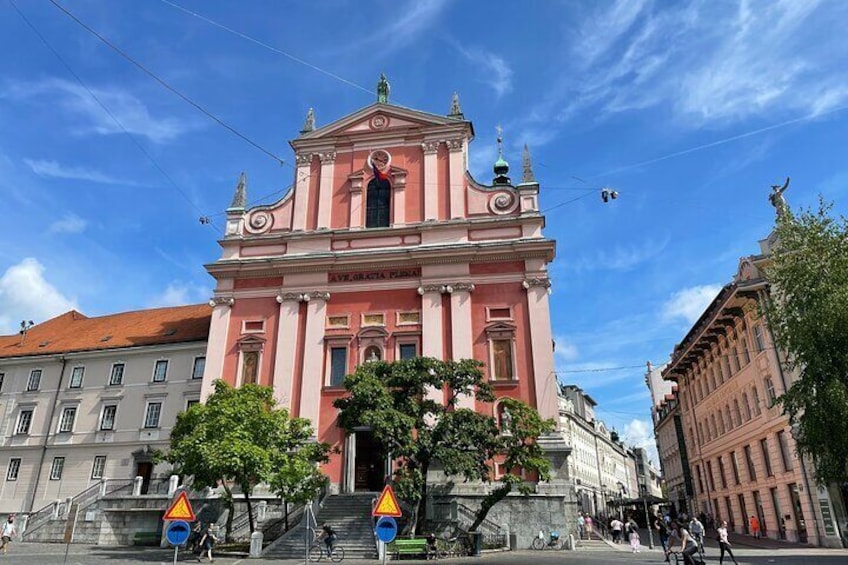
445 138 464 152
417 282 474 295
522 277 552 290
421 141 440 154
277 291 331 303
318 151 337 164
305 291 331 302
295 153 313 166
208 296 235 308
276 292 303 303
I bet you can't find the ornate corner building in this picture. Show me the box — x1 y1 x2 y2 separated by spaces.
202 85 561 497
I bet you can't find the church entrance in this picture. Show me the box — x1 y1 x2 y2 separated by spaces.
353 431 384 492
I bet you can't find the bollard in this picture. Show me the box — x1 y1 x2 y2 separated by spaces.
249 531 263 558
567 533 575 550
257 501 267 522
168 475 179 496
132 476 143 496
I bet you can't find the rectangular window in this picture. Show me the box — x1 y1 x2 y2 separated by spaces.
730 346 740 372
724 496 735 529
329 347 347 387
752 386 763 415
186 399 200 411
49 457 65 480
192 357 206 380
753 324 766 352
487 307 512 320
6 458 21 481
243 320 265 332
730 451 741 485
100 405 117 431
777 430 794 471
718 456 727 489
0 372 5 392
144 402 162 428
770 487 784 540
764 378 776 404
740 335 751 365
491 339 514 380
69 366 85 388
695 464 704 494
58 406 76 433
705 460 715 491
744 445 757 481
399 343 418 360
90 456 107 479
152 360 168 382
109 363 125 386
16 409 33 435
721 356 731 381
27 369 42 391
760 438 774 477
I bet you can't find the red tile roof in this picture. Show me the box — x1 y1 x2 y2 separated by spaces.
0 304 210 359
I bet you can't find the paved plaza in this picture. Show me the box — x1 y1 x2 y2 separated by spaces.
3 541 848 565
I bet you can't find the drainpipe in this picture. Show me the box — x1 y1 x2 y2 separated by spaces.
760 289 822 545
27 355 68 513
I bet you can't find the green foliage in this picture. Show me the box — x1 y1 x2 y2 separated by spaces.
167 381 329 535
765 198 848 484
333 357 554 533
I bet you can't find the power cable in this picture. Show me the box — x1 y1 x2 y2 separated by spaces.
159 0 373 97
8 0 218 230
48 0 285 166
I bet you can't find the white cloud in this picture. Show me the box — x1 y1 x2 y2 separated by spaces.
3 79 194 143
148 282 211 308
455 44 513 98
570 237 669 272
344 0 449 53
623 418 660 468
48 213 87 235
0 258 78 334
661 284 722 325
554 335 580 364
24 158 140 186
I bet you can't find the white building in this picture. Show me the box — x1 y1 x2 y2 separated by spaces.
0 306 209 514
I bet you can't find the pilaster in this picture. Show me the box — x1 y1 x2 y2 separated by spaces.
292 153 312 231
422 141 440 221
317 152 336 229
202 296 234 400
449 282 475 410
419 284 445 404
299 291 331 428
272 293 303 408
447 138 465 218
523 276 558 424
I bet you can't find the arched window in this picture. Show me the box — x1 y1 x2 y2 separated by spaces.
365 176 391 228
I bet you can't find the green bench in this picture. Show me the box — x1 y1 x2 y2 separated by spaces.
132 531 160 546
389 538 431 559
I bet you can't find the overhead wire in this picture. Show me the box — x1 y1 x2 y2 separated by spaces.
48 0 285 166
8 0 219 230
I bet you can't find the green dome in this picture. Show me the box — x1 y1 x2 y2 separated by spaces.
494 156 509 174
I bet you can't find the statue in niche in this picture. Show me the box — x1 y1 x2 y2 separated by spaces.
366 347 381 362
500 405 513 434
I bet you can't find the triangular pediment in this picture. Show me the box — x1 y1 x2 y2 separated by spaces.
293 103 471 144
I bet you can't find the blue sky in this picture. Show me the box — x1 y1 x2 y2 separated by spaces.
1 0 847 462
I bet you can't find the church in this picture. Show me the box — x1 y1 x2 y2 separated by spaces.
202 76 562 497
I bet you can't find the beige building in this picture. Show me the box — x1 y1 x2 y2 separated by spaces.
661 231 847 547
0 305 209 514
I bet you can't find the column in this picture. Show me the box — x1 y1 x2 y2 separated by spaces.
298 291 330 429
419 284 444 404
291 153 312 231
316 152 336 229
449 283 475 410
273 293 302 408
524 277 558 423
201 297 233 401
447 138 465 218
421 141 439 221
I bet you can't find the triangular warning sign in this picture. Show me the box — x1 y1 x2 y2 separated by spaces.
163 491 196 521
372 484 402 517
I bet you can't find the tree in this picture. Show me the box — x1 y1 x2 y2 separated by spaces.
333 357 554 534
166 381 329 539
764 198 848 484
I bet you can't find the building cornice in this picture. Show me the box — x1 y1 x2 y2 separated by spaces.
0 340 207 365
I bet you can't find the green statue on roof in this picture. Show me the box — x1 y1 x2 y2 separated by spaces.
377 73 390 103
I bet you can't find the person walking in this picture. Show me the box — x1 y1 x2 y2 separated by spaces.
749 515 760 539
717 520 739 565
577 513 585 540
655 513 670 556
627 517 641 553
688 515 705 553
0 515 16 554
610 517 623 543
584 515 594 539
196 523 218 563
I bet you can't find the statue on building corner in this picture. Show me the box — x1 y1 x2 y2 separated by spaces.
377 73 390 103
769 177 790 218
301 108 315 133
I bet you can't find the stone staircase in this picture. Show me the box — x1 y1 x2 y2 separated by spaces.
264 493 378 560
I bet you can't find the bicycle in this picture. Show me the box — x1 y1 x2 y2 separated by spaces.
666 549 706 565
692 532 706 561
439 533 470 557
307 529 345 562
532 529 563 550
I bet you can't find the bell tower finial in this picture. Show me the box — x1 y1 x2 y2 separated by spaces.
377 73 390 103
493 125 511 185
448 91 463 118
229 171 247 211
521 144 536 184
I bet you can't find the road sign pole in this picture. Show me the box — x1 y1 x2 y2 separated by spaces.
173 545 178 565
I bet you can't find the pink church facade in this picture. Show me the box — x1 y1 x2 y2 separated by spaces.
202 89 558 494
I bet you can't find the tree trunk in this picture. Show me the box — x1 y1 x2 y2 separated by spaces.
470 483 511 532
244 486 255 534
413 462 429 535
222 483 235 543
